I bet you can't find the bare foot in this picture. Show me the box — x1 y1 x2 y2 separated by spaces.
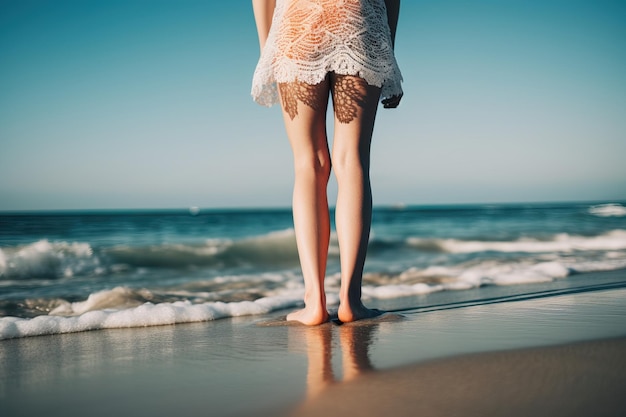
287 307 330 326
337 303 384 324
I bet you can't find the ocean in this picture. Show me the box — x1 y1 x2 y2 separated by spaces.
1 201 625 340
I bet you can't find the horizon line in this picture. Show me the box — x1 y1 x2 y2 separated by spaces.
1 199 624 215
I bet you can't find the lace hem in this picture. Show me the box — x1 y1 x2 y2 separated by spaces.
251 0 403 107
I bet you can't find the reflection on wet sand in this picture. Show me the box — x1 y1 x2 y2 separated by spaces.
288 327 626 417
296 322 379 405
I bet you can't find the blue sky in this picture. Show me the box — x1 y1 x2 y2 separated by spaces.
1 0 625 211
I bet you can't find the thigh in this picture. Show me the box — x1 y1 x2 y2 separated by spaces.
278 77 332 157
329 74 381 160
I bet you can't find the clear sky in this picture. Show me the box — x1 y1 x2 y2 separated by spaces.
1 0 625 211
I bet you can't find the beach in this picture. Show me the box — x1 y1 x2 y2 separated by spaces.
291 336 626 417
2 0 625 412
2 203 626 416
2 269 625 417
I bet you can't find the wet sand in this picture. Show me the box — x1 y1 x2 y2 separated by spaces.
1 270 625 417
289 336 626 417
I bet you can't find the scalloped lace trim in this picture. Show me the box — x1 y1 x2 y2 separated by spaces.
252 0 403 107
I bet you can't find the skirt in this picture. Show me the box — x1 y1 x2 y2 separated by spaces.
251 0 403 106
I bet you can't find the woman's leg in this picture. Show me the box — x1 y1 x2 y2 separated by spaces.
329 73 382 323
279 78 332 325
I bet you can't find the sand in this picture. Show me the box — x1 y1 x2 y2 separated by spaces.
289 336 626 417
1 270 625 417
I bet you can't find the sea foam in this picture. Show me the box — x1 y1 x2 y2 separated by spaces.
2 223 626 340
0 240 99 279
588 203 626 217
0 295 301 340
2 252 625 340
407 230 626 254
389 260 572 290
49 287 155 316
0 229 300 280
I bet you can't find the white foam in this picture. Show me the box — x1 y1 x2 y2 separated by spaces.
0 249 6 275
49 287 154 316
362 283 442 299
0 294 301 340
0 240 98 279
391 260 572 290
588 203 626 217
3 235 625 340
0 230 299 279
566 258 626 273
408 230 626 254
486 261 569 286
358 259 574 300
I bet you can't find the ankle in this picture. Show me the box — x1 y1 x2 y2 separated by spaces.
339 288 362 308
303 290 326 310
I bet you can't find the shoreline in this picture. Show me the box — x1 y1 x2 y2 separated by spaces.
2 267 625 341
1 271 625 417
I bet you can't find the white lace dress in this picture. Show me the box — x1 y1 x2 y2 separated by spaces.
251 0 403 106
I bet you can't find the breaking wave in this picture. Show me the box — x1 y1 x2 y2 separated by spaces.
0 240 101 279
1 224 626 340
0 230 299 280
2 253 626 340
2 229 625 282
406 230 626 254
0 293 301 340
588 203 626 217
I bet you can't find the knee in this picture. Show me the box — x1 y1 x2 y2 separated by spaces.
332 149 368 180
294 151 332 182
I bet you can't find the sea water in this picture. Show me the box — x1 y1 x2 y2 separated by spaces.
1 201 625 339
